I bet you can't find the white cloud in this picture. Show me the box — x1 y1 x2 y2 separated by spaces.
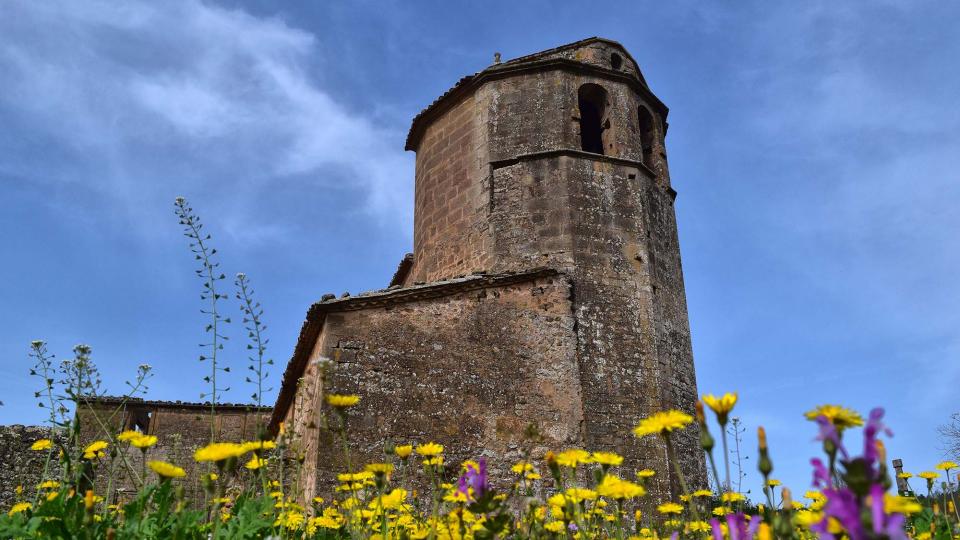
0 0 413 240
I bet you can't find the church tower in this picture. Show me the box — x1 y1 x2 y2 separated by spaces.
402 37 705 492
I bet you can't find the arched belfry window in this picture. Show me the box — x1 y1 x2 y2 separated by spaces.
638 105 657 169
578 84 608 155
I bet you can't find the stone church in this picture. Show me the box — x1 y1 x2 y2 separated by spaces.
271 37 705 500
0 38 707 508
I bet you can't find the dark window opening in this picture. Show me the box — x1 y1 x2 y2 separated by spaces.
638 105 657 169
578 84 608 155
610 53 623 70
125 407 152 433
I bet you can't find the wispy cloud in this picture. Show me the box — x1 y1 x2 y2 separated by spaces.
0 0 413 242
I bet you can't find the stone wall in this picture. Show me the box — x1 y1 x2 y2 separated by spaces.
0 400 271 508
283 271 581 501
76 399 271 502
0 425 62 510
408 94 490 284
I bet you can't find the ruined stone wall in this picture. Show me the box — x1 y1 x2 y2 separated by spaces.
284 273 582 499
0 425 63 510
75 401 270 503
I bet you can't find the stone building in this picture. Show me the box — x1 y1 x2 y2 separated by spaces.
271 37 705 501
0 398 270 506
80 397 270 501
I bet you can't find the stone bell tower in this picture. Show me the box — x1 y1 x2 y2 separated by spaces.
401 37 705 492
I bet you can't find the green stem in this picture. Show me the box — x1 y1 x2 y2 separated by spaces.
663 433 700 521
720 425 731 492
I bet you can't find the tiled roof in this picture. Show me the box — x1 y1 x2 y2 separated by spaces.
84 396 272 412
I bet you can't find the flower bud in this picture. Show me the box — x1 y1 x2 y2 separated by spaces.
758 427 773 477
781 487 793 509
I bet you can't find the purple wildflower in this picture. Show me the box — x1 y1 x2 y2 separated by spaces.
863 408 892 467
709 518 724 540
456 458 488 501
815 415 849 460
811 457 832 488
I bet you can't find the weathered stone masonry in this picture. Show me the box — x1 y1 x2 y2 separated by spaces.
273 37 706 500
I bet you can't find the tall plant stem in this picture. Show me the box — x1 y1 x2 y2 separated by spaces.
720 427 731 491
663 433 700 521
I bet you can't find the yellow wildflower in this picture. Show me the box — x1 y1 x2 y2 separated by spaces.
394 444 413 458
325 394 360 408
702 393 738 424
38 480 60 490
415 442 444 456
46 492 58 502
633 410 694 437
692 489 713 497
245 455 267 470
422 456 444 467
148 460 186 478
918 471 940 480
721 491 746 503
525 472 541 480
511 461 534 474
636 469 656 478
194 442 246 462
130 435 158 449
687 521 711 533
564 487 597 503
310 515 342 529
555 449 591 467
596 475 646 499
336 470 373 483
897 472 913 479
117 430 141 442
544 521 566 533
82 440 108 459
766 479 782 487
936 461 958 471
657 502 683 514
884 494 922 515
8 502 31 516
370 488 407 510
713 506 732 516
804 405 864 431
757 523 772 540
591 451 624 467
30 439 52 451
241 440 276 453
794 509 823 528
364 462 394 475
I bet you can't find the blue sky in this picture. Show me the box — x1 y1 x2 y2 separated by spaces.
2 0 958 497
